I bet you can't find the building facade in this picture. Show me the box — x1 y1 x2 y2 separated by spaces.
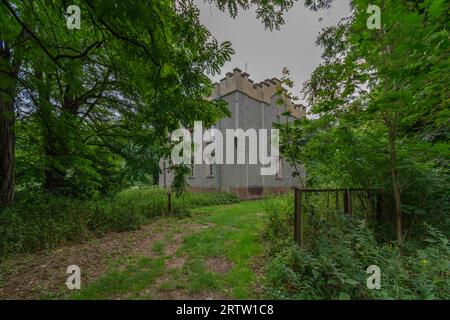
160 68 306 199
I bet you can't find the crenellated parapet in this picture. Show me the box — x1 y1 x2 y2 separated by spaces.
210 68 307 118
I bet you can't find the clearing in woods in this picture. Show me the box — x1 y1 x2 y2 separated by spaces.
0 200 267 299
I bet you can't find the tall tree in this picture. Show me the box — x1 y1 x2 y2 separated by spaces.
292 0 449 242
1 0 296 205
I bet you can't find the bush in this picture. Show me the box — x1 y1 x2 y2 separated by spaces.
262 195 450 300
0 187 238 258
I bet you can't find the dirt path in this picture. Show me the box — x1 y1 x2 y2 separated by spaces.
0 200 267 300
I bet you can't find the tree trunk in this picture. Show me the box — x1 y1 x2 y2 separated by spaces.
0 97 15 208
393 173 402 243
42 115 67 193
386 112 402 244
0 41 20 208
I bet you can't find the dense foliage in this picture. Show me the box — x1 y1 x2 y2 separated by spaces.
1 0 294 205
263 0 449 300
263 195 449 299
0 0 238 202
0 187 238 258
0 0 286 265
277 0 449 243
0 0 448 301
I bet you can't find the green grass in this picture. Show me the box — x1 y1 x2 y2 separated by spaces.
71 256 166 300
152 241 165 256
173 201 266 299
0 187 239 258
32 194 446 300
66 200 267 300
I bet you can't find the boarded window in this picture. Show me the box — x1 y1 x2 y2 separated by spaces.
276 158 283 180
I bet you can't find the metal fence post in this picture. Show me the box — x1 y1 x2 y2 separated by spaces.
167 192 172 214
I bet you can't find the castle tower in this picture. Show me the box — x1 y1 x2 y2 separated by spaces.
160 68 306 199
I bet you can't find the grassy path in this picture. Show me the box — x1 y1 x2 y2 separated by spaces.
0 200 267 299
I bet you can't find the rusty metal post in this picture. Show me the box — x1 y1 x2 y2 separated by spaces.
294 188 303 247
344 189 352 214
167 192 172 214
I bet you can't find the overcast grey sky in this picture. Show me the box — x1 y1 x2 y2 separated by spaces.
196 0 352 104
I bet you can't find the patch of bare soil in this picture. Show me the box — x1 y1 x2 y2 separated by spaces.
151 288 228 300
248 254 266 297
205 257 234 274
162 222 212 269
165 256 187 269
0 218 212 300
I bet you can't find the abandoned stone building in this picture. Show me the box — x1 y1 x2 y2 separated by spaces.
160 68 306 199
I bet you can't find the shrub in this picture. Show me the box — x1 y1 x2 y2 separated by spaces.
0 187 238 258
262 195 450 300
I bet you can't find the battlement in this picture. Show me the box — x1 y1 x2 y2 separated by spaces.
211 68 307 118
